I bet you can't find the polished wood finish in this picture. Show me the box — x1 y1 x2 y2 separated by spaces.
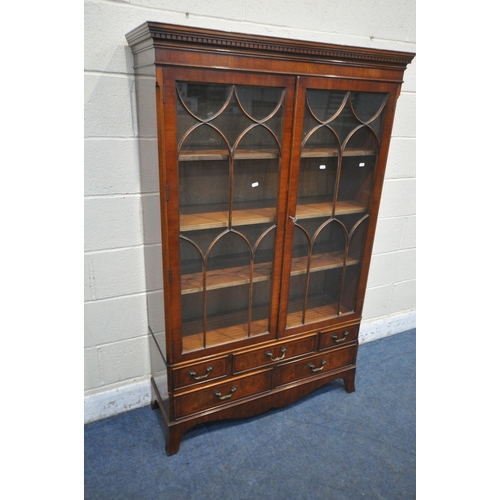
127 22 414 456
276 343 357 386
232 334 316 374
173 368 273 419
318 324 360 351
172 355 228 390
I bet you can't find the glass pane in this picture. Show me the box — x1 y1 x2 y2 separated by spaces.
286 273 307 328
350 92 388 139
340 266 359 314
236 86 284 122
178 124 230 233
180 237 204 294
340 217 369 313
251 226 276 335
286 223 310 328
181 293 204 352
347 216 369 263
305 89 347 124
233 126 280 227
306 268 342 320
211 93 253 149
177 81 285 352
311 220 347 273
207 231 251 344
205 285 250 342
337 128 377 214
177 82 231 121
328 95 359 146
297 126 339 220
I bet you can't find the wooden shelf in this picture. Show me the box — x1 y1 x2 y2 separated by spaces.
291 252 359 276
301 148 376 158
286 295 352 328
180 200 365 232
181 261 273 294
182 307 269 352
179 148 279 161
180 206 276 231
181 251 359 295
295 200 365 220
178 147 375 162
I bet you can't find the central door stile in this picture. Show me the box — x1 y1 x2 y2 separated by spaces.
277 75 304 337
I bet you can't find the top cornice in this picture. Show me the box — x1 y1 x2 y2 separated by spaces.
126 22 415 70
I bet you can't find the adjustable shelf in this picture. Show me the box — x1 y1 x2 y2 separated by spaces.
180 200 365 232
178 147 375 162
182 306 270 352
179 149 279 161
286 295 352 328
300 148 376 158
295 200 365 220
180 205 276 232
181 251 359 295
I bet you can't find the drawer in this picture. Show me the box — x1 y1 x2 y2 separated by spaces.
233 335 316 374
172 356 228 390
276 343 357 387
318 324 359 351
174 369 272 419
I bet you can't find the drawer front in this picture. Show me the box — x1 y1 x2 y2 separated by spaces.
174 369 272 419
276 344 357 387
233 335 316 374
318 324 359 351
172 356 228 390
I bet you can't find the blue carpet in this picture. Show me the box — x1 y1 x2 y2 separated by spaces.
85 329 416 499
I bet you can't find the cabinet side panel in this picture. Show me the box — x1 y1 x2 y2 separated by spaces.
132 46 169 387
150 329 168 402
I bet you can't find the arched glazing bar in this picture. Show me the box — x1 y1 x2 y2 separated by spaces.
234 86 286 127
305 90 349 126
348 92 389 141
176 83 235 133
289 220 313 325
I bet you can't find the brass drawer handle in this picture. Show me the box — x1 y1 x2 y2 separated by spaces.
308 360 327 372
188 365 213 381
265 346 287 361
214 386 237 401
331 330 350 343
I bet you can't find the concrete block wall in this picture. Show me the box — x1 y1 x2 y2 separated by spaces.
84 0 416 423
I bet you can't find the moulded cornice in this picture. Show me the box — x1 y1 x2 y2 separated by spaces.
126 22 415 70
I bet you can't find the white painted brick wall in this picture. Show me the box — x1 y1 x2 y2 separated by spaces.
84 0 416 418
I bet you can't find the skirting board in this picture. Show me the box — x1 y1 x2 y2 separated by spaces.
84 310 416 424
358 310 416 344
84 378 152 424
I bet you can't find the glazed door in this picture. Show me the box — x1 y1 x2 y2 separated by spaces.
280 77 398 335
162 69 295 358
